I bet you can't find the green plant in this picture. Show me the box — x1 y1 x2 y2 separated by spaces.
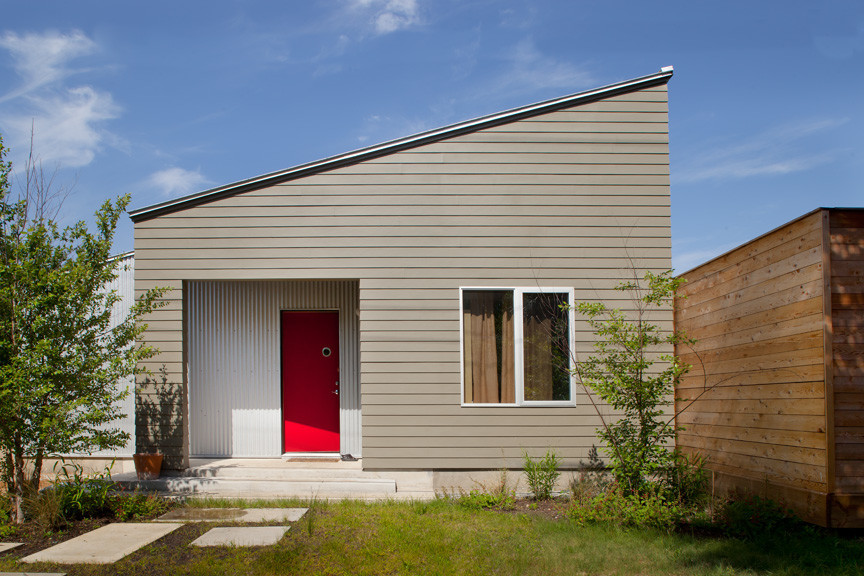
112 492 171 521
663 449 708 506
567 487 685 531
523 450 561 500
0 134 169 522
53 459 116 520
0 494 16 538
572 270 692 495
24 486 65 531
453 468 516 510
570 445 608 502
718 495 800 539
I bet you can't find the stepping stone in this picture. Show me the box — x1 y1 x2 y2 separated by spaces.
0 543 22 553
21 523 183 565
190 526 289 547
157 507 307 523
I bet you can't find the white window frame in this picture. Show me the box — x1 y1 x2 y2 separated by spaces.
459 286 576 407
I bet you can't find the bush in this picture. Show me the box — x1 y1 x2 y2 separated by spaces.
523 450 561 500
718 495 801 539
663 450 708 506
567 487 685 531
112 492 171 521
0 496 16 538
53 460 116 520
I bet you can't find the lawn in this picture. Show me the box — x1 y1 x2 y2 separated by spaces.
2 498 864 575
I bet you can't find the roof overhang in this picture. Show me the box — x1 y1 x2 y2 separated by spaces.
130 66 674 223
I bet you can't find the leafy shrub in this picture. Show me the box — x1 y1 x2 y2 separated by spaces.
523 450 561 500
112 492 171 521
567 487 685 531
718 495 800 539
663 450 708 506
0 497 16 538
53 460 116 520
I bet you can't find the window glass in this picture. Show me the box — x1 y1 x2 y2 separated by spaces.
522 292 571 401
462 290 515 403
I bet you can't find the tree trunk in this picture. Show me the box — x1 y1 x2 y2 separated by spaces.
12 443 25 524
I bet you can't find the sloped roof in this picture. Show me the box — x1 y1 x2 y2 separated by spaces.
129 67 673 223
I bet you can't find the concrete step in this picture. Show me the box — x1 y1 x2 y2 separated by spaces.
182 466 372 481
121 476 397 499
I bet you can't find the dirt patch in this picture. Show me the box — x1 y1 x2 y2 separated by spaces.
509 498 570 520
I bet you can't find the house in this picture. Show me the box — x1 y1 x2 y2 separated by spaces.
675 208 864 528
129 68 675 489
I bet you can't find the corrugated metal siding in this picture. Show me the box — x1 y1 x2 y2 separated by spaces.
91 252 136 456
187 280 360 457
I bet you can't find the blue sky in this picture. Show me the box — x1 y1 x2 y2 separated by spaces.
0 1 862 271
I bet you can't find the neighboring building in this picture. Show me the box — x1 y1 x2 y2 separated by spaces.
52 251 137 475
675 208 864 528
130 68 675 482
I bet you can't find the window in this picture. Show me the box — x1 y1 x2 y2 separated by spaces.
461 288 575 405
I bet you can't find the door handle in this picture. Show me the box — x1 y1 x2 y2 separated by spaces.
332 389 339 396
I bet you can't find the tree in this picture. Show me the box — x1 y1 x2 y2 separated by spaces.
0 135 167 523
573 270 692 494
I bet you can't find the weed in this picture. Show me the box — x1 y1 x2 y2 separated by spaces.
663 450 708 506
448 468 517 511
305 493 319 536
112 492 171 521
570 446 609 502
568 487 685 531
524 450 561 500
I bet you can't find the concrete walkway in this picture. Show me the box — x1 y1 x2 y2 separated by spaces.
0 544 21 553
156 507 307 523
191 526 290 547
20 523 183 565
13 507 309 565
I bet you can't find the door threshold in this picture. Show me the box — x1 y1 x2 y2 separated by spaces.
281 452 341 461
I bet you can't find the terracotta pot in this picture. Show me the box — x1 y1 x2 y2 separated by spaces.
133 453 163 480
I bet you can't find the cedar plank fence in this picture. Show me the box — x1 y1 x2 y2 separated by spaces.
674 208 864 528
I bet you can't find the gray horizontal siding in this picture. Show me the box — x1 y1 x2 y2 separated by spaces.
134 83 672 469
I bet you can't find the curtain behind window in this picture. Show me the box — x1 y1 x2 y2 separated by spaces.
523 292 570 401
463 291 514 403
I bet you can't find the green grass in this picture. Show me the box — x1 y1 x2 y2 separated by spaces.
2 499 864 575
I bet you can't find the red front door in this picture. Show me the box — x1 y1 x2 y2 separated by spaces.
281 311 340 452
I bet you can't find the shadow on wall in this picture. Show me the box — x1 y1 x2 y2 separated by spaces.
136 365 185 470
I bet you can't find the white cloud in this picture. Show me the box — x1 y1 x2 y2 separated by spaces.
480 38 594 99
0 30 96 102
148 167 211 198
0 29 118 168
347 0 421 35
675 119 848 184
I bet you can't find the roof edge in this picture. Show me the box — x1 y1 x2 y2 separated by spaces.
130 67 673 223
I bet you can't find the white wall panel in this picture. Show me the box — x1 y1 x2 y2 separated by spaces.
90 252 136 457
188 280 361 457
